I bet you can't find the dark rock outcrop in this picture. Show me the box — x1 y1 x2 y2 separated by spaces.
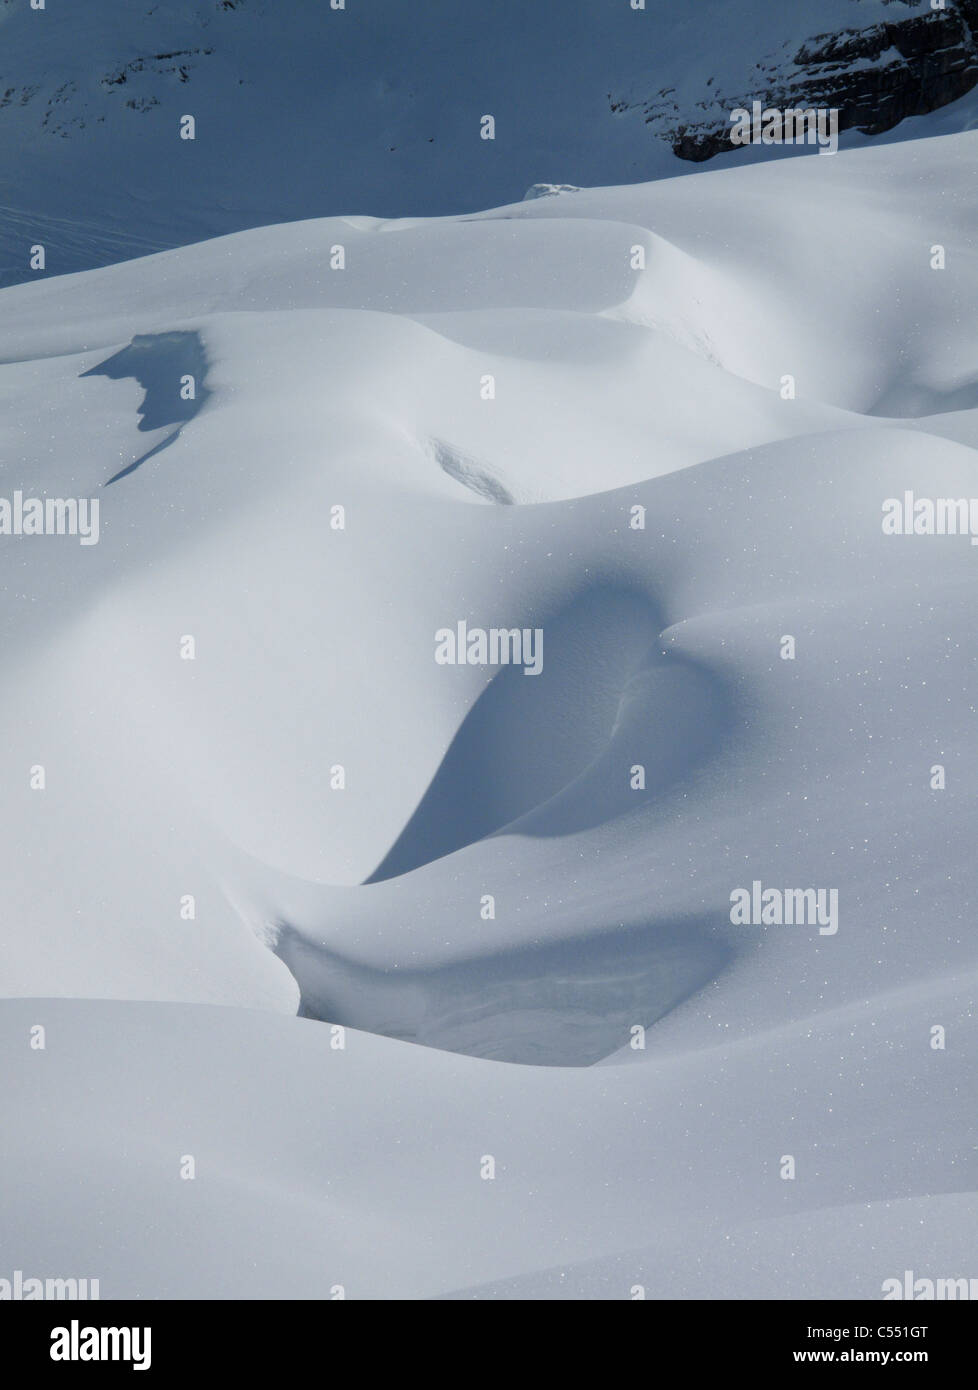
622 3 978 162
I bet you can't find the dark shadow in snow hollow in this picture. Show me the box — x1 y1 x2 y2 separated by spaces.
80 330 210 484
276 911 735 1067
366 583 736 883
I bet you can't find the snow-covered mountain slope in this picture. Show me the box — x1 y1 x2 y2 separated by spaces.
2 0 977 285
1 126 976 1296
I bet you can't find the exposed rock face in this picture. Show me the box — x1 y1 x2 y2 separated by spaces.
619 2 978 163
2 0 975 288
523 183 582 200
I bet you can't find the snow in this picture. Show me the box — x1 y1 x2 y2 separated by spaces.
1 120 976 1296
2 985 975 1298
1 0 976 283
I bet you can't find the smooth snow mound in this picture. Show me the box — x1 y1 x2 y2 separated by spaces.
1 131 976 1296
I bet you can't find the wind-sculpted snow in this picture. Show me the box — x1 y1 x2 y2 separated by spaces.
1 988 975 1297
0 131 976 1296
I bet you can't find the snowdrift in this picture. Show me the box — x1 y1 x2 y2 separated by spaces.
1 129 976 1296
